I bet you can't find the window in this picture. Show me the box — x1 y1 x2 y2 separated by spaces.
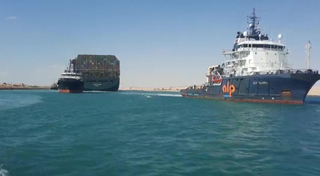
249 44 284 50
252 44 264 48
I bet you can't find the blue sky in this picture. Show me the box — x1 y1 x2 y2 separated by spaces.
0 0 320 87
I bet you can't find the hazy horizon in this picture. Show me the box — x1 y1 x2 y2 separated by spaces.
1 0 320 87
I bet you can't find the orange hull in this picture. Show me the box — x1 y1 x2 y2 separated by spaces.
59 89 83 93
224 98 303 104
181 95 303 104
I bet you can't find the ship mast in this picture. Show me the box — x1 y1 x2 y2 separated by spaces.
247 8 260 36
69 59 72 72
306 41 311 69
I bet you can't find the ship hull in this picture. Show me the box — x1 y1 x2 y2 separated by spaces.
180 72 320 104
57 78 84 93
83 78 119 91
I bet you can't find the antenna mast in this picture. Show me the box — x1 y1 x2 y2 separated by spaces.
306 41 311 69
247 8 260 36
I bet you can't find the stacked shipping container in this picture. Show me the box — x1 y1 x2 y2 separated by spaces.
70 54 120 91
71 55 120 78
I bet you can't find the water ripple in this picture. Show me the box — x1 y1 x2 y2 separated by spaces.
1 91 320 175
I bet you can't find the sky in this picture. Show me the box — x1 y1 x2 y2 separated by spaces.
0 0 320 87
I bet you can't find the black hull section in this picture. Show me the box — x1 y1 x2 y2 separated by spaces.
83 78 119 91
57 78 84 93
180 73 320 104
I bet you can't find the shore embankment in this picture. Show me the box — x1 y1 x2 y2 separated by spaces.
1 83 320 96
119 87 184 92
120 86 320 96
307 86 320 96
0 83 50 90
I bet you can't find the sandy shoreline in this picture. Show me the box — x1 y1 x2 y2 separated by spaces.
1 83 320 96
120 86 320 96
306 86 320 96
0 83 50 90
119 87 183 92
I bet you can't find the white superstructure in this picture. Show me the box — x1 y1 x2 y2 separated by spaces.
60 72 82 80
221 35 290 77
59 60 83 80
206 8 315 83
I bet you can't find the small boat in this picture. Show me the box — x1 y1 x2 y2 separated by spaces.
57 60 84 93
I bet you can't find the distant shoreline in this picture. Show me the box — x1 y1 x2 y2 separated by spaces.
2 84 320 96
120 86 320 96
0 83 50 90
0 87 50 90
306 86 320 96
119 87 182 92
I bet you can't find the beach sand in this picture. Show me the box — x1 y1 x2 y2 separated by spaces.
1 83 320 96
307 86 320 96
120 86 320 96
119 87 184 92
0 83 49 90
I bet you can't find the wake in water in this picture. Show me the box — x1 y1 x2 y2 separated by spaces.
120 91 182 98
0 165 9 176
0 94 43 110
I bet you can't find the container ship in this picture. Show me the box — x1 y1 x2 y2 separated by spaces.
180 8 320 104
57 61 84 93
70 54 120 91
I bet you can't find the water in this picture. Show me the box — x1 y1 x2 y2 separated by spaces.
1 90 320 176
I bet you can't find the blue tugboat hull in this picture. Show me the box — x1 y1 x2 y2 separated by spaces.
180 72 320 104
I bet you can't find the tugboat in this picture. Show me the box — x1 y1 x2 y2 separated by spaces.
50 80 58 90
180 8 320 104
57 60 84 93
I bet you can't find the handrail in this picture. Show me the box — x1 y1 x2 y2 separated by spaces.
223 68 318 77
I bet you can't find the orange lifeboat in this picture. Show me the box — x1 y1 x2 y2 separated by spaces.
212 76 222 83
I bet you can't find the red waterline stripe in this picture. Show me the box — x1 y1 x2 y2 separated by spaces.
59 89 83 93
226 99 303 104
182 95 303 104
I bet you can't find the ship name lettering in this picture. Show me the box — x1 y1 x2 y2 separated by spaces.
222 81 235 97
253 81 268 85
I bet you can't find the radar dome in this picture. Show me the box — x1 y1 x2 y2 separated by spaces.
278 34 283 39
249 24 253 27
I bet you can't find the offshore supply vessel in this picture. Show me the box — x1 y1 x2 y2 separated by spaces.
70 54 120 91
180 8 320 104
57 61 84 93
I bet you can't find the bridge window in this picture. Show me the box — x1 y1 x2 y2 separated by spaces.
251 44 284 50
252 44 263 48
237 44 285 50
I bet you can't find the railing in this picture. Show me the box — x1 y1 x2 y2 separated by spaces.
185 83 208 90
60 75 82 80
184 69 319 89
222 48 289 54
224 68 319 77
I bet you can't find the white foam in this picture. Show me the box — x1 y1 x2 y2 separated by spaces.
144 95 152 98
0 169 9 176
83 91 107 93
0 165 9 176
153 93 182 97
120 91 182 98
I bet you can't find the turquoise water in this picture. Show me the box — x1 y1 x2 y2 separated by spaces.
1 90 320 176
